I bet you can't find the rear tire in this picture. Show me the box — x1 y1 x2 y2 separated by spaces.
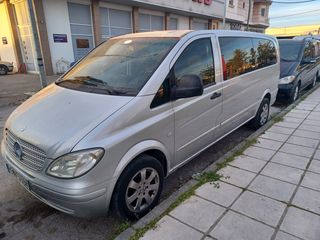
249 97 270 130
111 154 164 220
307 75 317 90
0 65 8 75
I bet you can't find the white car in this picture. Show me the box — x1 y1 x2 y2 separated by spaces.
0 61 14 75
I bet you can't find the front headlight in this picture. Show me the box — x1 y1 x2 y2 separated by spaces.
279 75 296 85
47 148 104 178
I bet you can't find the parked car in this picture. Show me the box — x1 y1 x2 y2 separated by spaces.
0 61 14 75
1 30 279 219
278 38 320 103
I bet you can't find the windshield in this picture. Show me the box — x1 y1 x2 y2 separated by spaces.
279 41 303 62
57 37 178 96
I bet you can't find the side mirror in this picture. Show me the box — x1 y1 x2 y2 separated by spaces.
174 74 204 99
302 58 316 64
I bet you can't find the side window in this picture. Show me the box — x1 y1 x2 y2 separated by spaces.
219 37 254 80
303 41 313 61
252 38 277 69
150 77 171 108
174 38 215 87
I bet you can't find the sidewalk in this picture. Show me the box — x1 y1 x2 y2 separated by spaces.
135 88 320 240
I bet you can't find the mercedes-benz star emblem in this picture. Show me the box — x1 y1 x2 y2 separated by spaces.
13 142 23 160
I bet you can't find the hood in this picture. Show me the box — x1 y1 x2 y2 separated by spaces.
280 60 298 78
5 84 133 158
0 61 13 66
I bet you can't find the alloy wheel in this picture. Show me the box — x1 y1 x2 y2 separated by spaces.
260 103 269 126
125 167 160 213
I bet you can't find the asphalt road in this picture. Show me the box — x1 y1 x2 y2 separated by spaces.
0 74 288 240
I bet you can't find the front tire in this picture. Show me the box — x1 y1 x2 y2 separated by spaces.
111 154 164 220
249 97 270 130
288 84 299 104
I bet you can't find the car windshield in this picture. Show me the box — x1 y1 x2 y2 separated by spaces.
279 41 303 62
56 37 178 96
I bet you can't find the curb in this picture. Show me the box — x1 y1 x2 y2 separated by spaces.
115 84 319 240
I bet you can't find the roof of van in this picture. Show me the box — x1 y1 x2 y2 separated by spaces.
113 30 276 40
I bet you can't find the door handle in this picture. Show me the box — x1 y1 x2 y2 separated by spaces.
210 92 222 100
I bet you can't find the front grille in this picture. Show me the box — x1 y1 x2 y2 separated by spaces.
5 130 47 171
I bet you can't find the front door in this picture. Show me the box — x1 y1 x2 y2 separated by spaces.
172 37 223 167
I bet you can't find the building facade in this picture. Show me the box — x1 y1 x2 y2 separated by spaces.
0 0 271 75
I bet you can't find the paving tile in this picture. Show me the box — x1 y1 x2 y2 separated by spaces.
295 104 315 111
261 162 304 184
301 171 320 191
290 109 310 115
293 186 320 215
303 119 320 126
287 135 319 148
210 211 274 240
271 152 310 170
260 132 290 142
196 181 242 207
285 113 307 120
280 207 320 240
248 175 296 202
306 115 320 121
308 159 320 174
299 124 320 133
170 195 225 232
232 191 286 227
293 129 320 140
275 231 301 240
229 155 266 173
313 149 320 160
254 138 283 151
274 121 300 129
218 166 256 188
279 143 314 158
141 215 202 240
283 117 304 124
243 146 275 161
268 126 295 135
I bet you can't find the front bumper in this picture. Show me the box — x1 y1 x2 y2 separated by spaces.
1 141 112 217
277 83 294 98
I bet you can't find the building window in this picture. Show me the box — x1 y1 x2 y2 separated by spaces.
192 20 209 30
229 0 234 7
261 8 266 16
243 2 245 8
139 14 164 32
67 2 94 61
100 7 132 41
169 18 178 30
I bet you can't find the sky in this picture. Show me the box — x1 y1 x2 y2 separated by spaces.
269 0 320 28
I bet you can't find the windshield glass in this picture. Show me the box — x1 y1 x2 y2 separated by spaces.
57 37 178 96
279 41 303 62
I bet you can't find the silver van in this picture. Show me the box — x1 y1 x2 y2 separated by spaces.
1 30 279 219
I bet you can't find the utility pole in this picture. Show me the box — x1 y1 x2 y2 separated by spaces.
246 0 252 31
27 0 47 88
222 0 227 29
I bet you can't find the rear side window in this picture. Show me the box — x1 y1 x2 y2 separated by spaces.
252 38 277 68
219 37 253 80
219 37 277 80
174 38 215 87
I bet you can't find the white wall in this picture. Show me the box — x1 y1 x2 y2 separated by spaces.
42 0 74 74
134 0 224 18
0 3 17 71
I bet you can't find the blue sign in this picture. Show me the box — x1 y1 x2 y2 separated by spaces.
53 34 68 43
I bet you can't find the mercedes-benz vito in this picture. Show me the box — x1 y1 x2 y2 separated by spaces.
1 30 279 219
